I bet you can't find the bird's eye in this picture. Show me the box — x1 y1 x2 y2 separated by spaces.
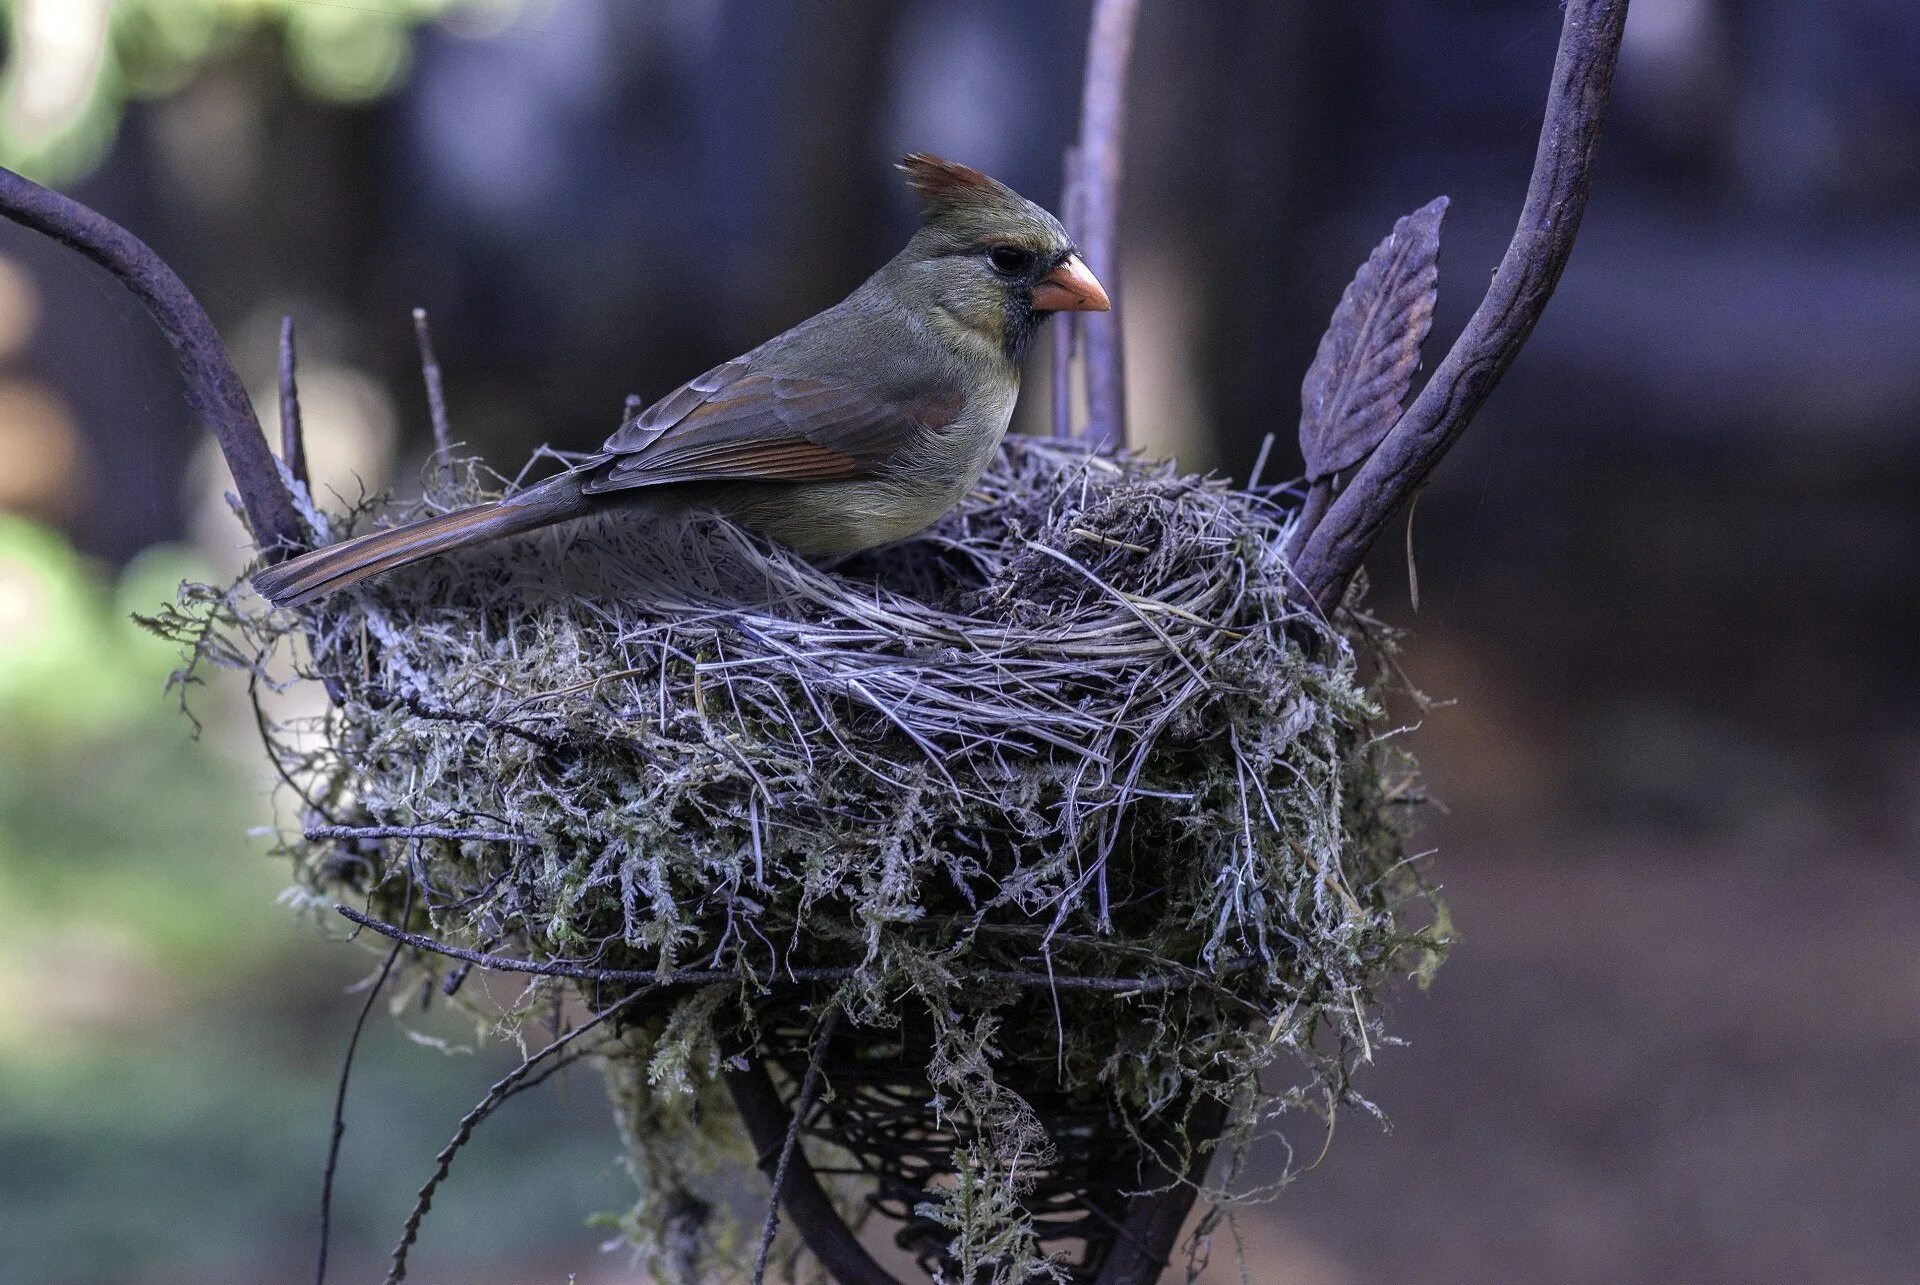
988 245 1035 275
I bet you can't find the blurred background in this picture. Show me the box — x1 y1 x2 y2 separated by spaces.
0 1 1915 1281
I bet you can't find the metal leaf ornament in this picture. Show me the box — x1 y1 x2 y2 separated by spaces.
1299 196 1447 480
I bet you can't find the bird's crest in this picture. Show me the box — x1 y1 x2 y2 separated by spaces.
898 153 1021 220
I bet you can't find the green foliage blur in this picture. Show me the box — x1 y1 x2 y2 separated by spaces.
0 0 501 183
0 517 625 1282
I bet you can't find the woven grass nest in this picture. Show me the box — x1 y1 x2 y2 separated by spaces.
161 434 1446 1283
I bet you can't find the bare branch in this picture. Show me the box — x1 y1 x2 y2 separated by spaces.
0 165 306 556
1051 145 1083 440
1071 0 1142 450
725 1033 901 1285
751 1006 843 1285
411 308 454 485
307 824 531 846
1292 0 1630 610
280 316 309 491
334 904 819 987
317 883 413 1285
384 989 646 1283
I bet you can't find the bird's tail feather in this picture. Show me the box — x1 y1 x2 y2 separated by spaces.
251 477 591 607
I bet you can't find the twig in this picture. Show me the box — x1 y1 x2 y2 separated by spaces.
317 883 413 1285
0 165 305 556
333 905 847 987
280 316 309 490
752 1006 843 1285
411 308 454 486
725 1035 901 1285
384 989 647 1283
1282 478 1331 565
308 824 531 846
335 905 1248 998
1291 0 1629 609
364 685 566 753
981 954 1259 996
1072 0 1142 450
1052 145 1082 439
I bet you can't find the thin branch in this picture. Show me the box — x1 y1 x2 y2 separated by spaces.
364 685 566 753
317 883 413 1285
1052 145 1082 439
1282 478 1332 565
280 315 309 490
308 824 531 846
1292 0 1629 609
411 308 454 485
981 954 1259 997
0 165 305 556
752 1006 843 1285
1071 0 1142 450
333 905 850 988
335 905 1249 998
724 1033 901 1285
384 989 647 1283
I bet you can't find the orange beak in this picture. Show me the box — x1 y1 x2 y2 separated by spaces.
1031 254 1110 313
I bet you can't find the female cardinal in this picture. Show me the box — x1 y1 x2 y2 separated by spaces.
252 155 1108 607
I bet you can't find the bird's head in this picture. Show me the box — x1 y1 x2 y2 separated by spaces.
884 153 1109 365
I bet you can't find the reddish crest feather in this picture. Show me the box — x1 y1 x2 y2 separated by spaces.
898 153 1011 217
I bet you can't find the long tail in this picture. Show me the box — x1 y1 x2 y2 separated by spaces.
251 474 595 607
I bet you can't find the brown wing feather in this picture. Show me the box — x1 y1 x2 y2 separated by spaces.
581 364 964 496
600 358 755 454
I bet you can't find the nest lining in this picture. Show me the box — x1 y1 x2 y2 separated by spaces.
156 435 1444 1283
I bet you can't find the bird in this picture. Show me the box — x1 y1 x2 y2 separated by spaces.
251 154 1109 607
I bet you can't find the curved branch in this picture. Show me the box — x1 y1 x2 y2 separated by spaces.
1292 0 1630 610
0 165 305 556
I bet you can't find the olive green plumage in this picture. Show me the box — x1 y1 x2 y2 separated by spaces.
252 154 1105 608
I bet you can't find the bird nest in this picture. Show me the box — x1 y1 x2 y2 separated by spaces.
153 435 1445 1284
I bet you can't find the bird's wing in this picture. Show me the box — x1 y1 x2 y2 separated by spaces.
581 358 965 494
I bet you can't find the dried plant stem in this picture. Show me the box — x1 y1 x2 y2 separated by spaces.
752 1006 843 1285
317 883 413 1285
1052 146 1083 439
366 686 565 752
725 1032 900 1285
335 905 1256 999
384 989 647 1284
1292 0 1629 609
308 824 530 845
411 308 454 484
335 904 804 987
280 316 309 491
